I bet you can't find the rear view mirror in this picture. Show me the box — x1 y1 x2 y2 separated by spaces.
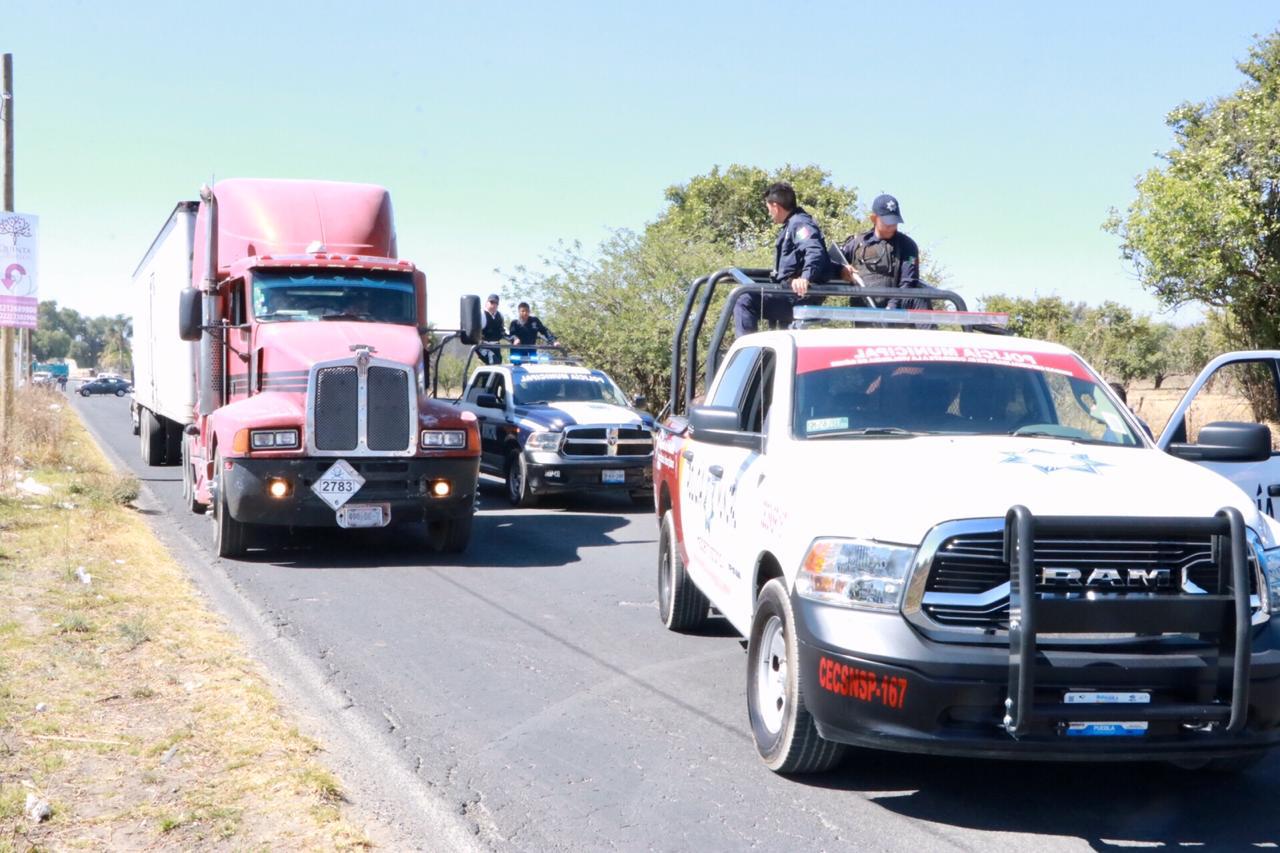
178 288 202 342
1167 421 1272 463
459 295 482 346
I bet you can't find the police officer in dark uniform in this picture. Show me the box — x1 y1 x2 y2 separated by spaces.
478 294 506 365
733 182 833 337
508 302 556 361
839 194 924 309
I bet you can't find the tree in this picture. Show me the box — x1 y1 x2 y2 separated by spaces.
508 165 862 410
1107 30 1280 414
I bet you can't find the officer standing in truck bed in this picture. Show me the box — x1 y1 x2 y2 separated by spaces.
839 194 924 309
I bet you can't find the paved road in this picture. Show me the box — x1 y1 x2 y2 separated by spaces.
73 393 1280 851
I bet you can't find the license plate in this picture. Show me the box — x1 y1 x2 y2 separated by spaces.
336 503 388 528
311 459 366 510
1064 690 1150 737
601 470 625 484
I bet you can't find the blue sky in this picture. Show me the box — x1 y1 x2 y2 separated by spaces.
5 1 1276 325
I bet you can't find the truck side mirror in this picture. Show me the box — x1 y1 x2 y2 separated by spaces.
632 395 647 410
688 405 760 449
459 295 482 345
1167 421 1272 463
476 393 503 410
179 288 202 342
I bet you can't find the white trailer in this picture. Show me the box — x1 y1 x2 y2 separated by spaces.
130 201 198 466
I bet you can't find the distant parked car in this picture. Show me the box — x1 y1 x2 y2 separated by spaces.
78 377 131 397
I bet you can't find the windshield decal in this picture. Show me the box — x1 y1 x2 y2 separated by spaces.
796 345 1090 380
806 416 849 432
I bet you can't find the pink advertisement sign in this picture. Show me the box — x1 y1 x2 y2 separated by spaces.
0 213 37 329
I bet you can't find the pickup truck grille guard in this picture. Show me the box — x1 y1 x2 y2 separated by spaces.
998 506 1254 738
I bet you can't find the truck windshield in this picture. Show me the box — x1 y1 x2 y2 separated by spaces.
792 355 1141 446
513 372 629 407
251 270 416 325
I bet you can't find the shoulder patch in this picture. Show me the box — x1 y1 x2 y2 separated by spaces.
796 226 812 241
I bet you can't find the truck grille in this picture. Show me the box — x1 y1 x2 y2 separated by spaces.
561 425 652 458
314 367 359 450
367 367 410 450
311 363 413 453
921 532 1257 629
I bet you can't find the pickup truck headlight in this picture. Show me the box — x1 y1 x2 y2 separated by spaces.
250 429 300 449
526 431 563 452
796 538 916 611
1248 530 1280 613
421 430 467 448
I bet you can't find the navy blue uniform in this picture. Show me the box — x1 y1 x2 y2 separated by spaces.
734 208 833 336
478 308 506 365
509 315 555 360
841 229 924 309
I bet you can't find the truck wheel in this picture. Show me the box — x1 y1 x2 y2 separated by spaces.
747 579 845 774
182 438 207 515
505 451 537 507
212 454 248 558
658 509 708 631
428 513 473 554
164 421 183 467
140 409 166 467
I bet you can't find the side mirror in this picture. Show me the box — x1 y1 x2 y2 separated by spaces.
178 288 202 342
476 393 503 410
1167 421 1272 463
688 405 759 449
459 295 482 346
632 395 647 410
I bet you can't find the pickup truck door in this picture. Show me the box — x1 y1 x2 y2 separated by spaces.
678 347 768 630
462 370 502 473
1157 351 1280 519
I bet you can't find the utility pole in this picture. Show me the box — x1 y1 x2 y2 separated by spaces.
1 53 13 441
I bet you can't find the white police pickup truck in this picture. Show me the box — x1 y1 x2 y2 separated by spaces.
653 280 1280 775
456 357 655 506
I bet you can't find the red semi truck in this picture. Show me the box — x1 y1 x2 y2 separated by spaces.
133 178 481 557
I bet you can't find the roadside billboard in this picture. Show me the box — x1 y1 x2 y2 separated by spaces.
0 212 38 329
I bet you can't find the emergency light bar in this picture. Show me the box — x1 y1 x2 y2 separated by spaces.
791 306 1009 328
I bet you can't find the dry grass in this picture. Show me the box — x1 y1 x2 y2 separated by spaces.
0 388 373 851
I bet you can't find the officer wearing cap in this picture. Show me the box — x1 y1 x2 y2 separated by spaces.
478 294 506 365
840 194 924 309
733 182 833 337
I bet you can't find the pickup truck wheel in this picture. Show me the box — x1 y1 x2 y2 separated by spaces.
428 513 473 554
212 454 248 559
506 451 537 507
747 579 845 774
658 509 708 631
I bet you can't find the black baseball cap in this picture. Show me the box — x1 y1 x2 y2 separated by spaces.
872 194 903 225
487 293 500 302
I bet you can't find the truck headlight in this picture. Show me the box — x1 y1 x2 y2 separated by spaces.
250 429 300 449
1248 530 1280 613
526 431 563 452
796 538 916 611
420 430 467 449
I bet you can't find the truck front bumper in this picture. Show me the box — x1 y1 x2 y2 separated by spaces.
222 456 478 527
794 595 1280 761
523 452 653 496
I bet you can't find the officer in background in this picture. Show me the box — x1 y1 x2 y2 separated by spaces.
478 294 506 365
509 302 556 361
839 194 924 309
733 182 833 337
